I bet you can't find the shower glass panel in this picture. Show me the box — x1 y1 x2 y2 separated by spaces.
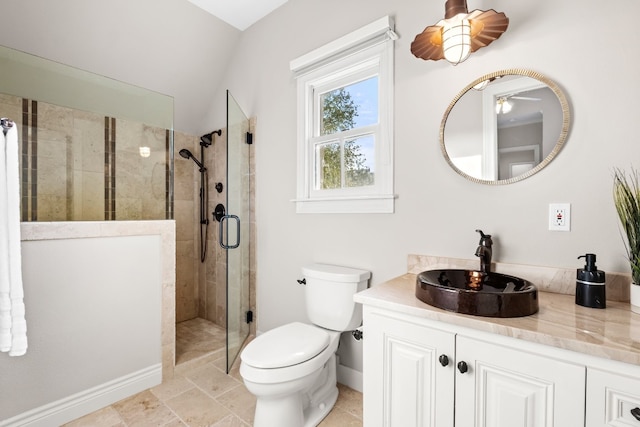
225 91 251 372
0 45 174 221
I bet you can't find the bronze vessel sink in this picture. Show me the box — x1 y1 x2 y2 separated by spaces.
415 269 538 317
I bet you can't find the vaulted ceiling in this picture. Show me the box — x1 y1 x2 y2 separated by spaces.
185 0 289 30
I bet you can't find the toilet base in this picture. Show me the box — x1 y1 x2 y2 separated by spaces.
302 383 338 427
251 354 339 427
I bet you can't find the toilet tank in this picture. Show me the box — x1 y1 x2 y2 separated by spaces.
302 263 371 331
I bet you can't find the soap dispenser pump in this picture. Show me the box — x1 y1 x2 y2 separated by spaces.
576 253 606 308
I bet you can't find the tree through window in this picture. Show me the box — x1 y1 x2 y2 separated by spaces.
316 77 377 190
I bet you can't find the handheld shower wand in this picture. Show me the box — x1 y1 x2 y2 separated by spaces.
179 149 206 172
178 129 221 263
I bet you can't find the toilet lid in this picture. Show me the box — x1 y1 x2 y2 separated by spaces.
241 322 330 369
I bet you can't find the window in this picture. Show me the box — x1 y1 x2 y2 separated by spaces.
291 17 396 213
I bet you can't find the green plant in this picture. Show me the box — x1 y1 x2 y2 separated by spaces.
613 168 640 284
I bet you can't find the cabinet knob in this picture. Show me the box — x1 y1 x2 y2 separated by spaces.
438 354 449 367
631 407 640 421
457 361 468 374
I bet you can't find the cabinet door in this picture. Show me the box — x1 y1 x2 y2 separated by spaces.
363 309 455 427
586 367 640 426
455 335 585 427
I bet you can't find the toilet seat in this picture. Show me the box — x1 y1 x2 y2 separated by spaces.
241 322 330 369
240 323 340 385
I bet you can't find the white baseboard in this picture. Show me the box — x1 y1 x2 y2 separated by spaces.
337 362 363 393
1 364 162 427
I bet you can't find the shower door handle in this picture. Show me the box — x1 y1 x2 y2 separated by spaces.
219 215 240 249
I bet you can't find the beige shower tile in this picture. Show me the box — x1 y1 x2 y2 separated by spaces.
0 93 22 109
216 384 256 425
162 418 188 427
174 159 196 201
165 387 231 426
116 154 146 197
162 342 176 380
151 375 195 401
162 289 177 346
38 159 69 195
211 414 251 427
184 361 241 398
115 197 143 220
142 124 166 149
112 390 178 427
174 200 195 237
78 171 104 220
63 406 125 427
335 383 363 419
72 113 103 173
174 347 225 374
115 118 144 151
37 194 68 221
318 407 363 427
213 357 241 383
38 102 74 133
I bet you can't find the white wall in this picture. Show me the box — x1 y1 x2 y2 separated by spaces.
211 0 640 371
1 222 167 426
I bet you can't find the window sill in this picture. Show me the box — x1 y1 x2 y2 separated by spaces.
292 195 396 214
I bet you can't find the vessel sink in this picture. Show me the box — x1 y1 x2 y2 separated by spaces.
415 269 538 318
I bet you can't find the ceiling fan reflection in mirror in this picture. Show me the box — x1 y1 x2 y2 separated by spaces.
495 94 541 114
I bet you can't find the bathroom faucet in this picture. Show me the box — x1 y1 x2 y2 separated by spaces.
475 229 493 274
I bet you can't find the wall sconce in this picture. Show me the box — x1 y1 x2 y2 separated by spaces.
139 146 151 158
411 0 509 65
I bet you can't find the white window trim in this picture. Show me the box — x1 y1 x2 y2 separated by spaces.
290 16 397 214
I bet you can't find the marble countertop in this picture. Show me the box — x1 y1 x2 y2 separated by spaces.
354 273 640 366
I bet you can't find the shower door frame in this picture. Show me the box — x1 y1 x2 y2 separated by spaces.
223 90 252 373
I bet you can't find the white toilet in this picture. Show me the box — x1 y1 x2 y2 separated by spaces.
239 263 371 427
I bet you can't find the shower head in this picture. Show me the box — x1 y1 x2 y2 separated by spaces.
179 148 206 171
200 129 222 147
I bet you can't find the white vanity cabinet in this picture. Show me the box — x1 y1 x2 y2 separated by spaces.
363 306 586 427
586 366 640 426
363 308 456 426
455 335 585 427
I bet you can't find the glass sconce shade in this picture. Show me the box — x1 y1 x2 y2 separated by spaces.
442 16 471 65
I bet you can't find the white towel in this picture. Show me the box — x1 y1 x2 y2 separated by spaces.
0 124 27 356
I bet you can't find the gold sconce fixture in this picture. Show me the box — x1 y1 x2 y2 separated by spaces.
411 0 509 65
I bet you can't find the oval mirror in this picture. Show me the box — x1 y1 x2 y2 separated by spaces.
441 69 570 184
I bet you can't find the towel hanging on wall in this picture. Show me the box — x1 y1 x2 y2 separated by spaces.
0 119 28 356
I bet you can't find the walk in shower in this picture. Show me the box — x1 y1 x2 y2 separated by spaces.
174 91 253 373
2 44 254 378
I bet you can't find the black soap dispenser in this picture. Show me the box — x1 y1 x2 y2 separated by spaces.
576 254 606 308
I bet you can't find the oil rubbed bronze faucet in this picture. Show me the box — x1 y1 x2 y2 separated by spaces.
475 229 493 274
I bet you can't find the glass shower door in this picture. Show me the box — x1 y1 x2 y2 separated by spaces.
224 91 251 372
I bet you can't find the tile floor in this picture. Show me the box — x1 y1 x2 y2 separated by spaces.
64 318 363 427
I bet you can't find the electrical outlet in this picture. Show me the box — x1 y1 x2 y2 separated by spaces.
549 203 571 231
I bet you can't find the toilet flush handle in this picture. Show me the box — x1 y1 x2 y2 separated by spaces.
297 278 306 285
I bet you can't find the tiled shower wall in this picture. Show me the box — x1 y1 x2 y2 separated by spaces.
174 121 256 337
174 131 201 322
0 93 171 221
